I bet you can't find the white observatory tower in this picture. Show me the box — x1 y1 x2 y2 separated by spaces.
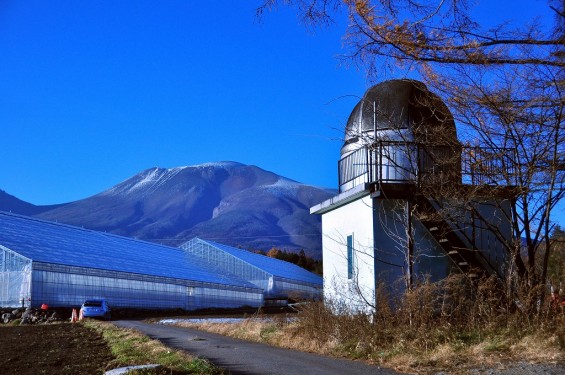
311 80 513 313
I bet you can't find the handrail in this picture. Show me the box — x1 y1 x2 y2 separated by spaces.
338 142 515 192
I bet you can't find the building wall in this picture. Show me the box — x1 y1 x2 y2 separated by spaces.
31 269 191 309
322 197 458 314
467 199 512 277
322 195 510 315
411 218 455 282
373 199 453 301
321 194 376 313
431 197 513 277
373 199 407 292
27 262 263 310
271 277 321 300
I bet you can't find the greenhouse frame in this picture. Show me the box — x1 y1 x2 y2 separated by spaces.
0 212 263 309
180 238 323 302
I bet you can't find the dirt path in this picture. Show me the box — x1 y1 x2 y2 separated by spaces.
114 320 402 375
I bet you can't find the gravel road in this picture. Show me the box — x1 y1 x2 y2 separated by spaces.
113 320 402 375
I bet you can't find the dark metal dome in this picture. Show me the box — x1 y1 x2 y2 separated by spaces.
341 80 458 156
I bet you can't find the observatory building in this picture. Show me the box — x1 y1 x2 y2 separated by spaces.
311 80 514 312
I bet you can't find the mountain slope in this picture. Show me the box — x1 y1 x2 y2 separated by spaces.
0 190 62 216
31 162 334 257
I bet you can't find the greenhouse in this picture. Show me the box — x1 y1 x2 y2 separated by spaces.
0 211 263 309
180 238 323 302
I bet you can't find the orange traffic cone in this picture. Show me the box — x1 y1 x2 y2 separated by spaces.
71 308 78 323
79 308 83 321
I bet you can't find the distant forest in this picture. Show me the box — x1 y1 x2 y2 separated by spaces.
256 248 322 275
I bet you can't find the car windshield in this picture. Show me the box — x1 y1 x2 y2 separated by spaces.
83 301 102 307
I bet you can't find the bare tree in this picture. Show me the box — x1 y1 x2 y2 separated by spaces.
437 64 565 289
260 0 565 68
263 0 565 297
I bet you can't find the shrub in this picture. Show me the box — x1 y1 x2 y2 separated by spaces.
292 273 565 369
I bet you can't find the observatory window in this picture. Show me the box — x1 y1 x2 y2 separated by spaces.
347 234 354 280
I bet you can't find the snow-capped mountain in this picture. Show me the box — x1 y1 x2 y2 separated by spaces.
6 162 334 257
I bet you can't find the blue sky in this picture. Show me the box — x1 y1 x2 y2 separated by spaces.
1 0 562 230
1 1 367 205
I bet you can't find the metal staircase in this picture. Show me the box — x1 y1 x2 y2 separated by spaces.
414 194 501 279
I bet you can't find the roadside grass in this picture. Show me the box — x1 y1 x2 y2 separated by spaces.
84 320 223 374
169 275 565 374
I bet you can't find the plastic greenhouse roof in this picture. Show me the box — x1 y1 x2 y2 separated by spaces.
0 212 259 290
197 239 323 286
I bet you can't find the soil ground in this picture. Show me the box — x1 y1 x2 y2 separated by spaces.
0 323 114 375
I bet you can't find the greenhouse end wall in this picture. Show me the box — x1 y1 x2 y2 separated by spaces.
0 247 32 308
27 262 263 310
181 240 272 288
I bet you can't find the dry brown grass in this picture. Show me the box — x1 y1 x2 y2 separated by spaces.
171 275 565 374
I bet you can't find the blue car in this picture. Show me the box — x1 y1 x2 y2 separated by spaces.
80 299 111 320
